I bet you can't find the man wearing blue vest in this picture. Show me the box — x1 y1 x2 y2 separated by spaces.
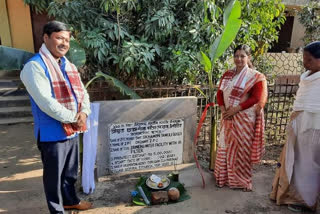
20 21 92 213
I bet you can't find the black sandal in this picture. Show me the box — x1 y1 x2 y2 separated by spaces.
288 204 303 212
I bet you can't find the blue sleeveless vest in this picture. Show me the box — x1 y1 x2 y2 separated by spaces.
27 54 76 142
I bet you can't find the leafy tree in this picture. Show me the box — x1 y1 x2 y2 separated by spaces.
198 0 242 170
237 0 285 57
0 44 140 99
24 0 285 85
199 0 242 97
23 0 50 13
298 0 320 45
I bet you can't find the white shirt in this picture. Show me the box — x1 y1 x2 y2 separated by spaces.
20 60 91 123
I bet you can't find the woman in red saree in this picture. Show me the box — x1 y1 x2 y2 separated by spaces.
214 45 268 191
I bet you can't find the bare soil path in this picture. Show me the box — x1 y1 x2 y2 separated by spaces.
0 124 317 214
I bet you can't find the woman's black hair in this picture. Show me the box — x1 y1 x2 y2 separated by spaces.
234 44 253 68
43 21 70 37
304 41 320 59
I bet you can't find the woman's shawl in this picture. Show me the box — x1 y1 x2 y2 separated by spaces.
219 66 267 163
293 70 320 113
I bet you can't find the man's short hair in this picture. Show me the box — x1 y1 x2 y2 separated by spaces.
43 21 70 37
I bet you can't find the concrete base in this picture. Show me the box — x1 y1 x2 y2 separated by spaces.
96 97 197 177
98 163 215 188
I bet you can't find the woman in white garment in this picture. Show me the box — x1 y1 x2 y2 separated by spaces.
270 41 320 212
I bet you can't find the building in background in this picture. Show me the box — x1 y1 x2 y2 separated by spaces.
0 0 34 53
0 0 51 53
270 0 311 53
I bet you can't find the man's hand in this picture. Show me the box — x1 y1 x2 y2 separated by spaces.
74 112 87 128
222 106 241 120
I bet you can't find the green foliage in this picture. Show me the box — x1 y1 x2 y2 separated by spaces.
0 44 139 99
132 176 190 206
108 39 159 80
200 51 212 74
209 0 242 64
198 0 242 100
298 0 320 45
24 0 285 85
237 0 286 57
162 49 202 85
253 55 276 83
23 0 51 13
85 71 141 99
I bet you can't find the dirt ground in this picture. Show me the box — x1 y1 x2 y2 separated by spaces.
0 123 318 214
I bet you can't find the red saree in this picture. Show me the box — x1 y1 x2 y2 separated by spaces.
214 66 267 189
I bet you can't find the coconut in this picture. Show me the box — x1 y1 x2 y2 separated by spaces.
167 187 180 201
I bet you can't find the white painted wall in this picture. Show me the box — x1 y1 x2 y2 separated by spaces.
290 15 306 49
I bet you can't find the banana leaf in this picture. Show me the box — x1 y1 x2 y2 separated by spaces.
209 0 242 63
200 51 212 74
0 46 33 71
198 0 242 171
85 71 141 99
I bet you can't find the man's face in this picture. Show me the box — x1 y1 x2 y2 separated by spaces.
43 31 70 59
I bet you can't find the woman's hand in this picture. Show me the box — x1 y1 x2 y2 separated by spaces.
255 105 263 115
220 106 226 117
289 111 302 122
222 106 242 120
220 106 231 120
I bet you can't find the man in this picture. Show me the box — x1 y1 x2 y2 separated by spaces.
20 21 92 213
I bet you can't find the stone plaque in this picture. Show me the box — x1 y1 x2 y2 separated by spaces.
96 97 197 177
109 119 184 173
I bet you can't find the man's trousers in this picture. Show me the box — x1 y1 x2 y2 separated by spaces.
38 137 80 214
